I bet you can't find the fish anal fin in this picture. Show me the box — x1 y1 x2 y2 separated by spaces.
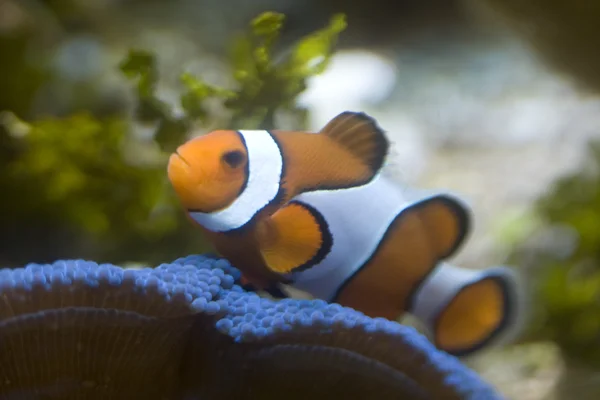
414 195 470 259
255 201 329 274
320 111 390 176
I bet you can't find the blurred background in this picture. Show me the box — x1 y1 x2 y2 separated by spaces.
2 0 600 398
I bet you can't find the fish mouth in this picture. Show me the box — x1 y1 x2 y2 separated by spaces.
167 150 193 185
168 150 208 212
172 150 191 167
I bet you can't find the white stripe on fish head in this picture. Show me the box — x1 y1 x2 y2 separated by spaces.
189 130 284 232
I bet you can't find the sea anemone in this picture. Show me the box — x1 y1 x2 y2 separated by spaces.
0 254 503 399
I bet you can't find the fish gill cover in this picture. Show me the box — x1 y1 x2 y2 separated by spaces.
0 254 502 399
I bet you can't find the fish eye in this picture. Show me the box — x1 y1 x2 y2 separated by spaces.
221 150 246 169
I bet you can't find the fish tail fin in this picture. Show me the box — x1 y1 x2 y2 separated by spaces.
409 262 526 357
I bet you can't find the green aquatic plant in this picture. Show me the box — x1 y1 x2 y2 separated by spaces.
2 112 166 235
119 11 347 152
0 11 347 266
0 111 198 266
505 140 600 367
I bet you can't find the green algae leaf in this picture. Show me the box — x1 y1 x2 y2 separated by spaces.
287 13 347 76
179 72 236 120
3 112 167 235
119 49 158 98
249 11 285 75
120 49 174 126
180 72 236 99
251 11 285 41
230 36 257 82
227 12 285 111
229 12 284 88
119 49 154 76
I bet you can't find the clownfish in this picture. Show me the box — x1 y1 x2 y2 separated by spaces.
167 111 525 357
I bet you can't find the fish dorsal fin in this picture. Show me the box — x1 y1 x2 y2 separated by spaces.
319 111 390 175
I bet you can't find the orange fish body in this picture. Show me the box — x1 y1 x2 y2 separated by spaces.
167 111 525 357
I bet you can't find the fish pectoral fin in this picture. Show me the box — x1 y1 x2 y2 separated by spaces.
320 111 390 176
414 195 470 259
255 201 329 274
